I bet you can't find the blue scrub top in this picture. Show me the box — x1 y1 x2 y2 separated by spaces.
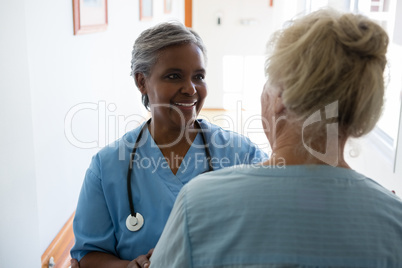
71 119 268 261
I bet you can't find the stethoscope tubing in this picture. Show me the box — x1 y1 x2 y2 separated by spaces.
126 118 213 230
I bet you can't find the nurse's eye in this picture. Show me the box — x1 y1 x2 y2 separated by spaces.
167 74 180 79
194 74 205 81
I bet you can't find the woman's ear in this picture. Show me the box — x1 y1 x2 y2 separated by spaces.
135 73 147 95
274 92 285 114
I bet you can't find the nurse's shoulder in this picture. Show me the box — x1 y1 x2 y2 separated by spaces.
198 119 268 164
86 122 147 177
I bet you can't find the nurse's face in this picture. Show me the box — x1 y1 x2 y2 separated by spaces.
140 43 207 130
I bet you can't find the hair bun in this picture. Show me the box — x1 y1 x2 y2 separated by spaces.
265 9 389 138
335 14 388 59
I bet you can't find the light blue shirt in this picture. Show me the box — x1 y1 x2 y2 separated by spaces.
151 165 402 268
70 120 267 261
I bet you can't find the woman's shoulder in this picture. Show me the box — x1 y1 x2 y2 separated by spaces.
183 165 402 207
185 164 261 189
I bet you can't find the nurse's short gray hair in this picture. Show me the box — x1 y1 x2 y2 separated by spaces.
130 21 207 110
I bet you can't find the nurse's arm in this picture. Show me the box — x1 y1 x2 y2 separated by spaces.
79 252 130 268
76 250 153 268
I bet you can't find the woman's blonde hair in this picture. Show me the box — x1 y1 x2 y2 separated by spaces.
266 9 388 138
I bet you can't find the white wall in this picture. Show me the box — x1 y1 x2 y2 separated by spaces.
0 0 184 266
0 1 40 266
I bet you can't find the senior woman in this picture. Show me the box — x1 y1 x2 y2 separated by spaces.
150 10 402 268
70 22 267 268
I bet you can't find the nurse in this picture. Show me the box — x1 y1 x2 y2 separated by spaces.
70 21 267 268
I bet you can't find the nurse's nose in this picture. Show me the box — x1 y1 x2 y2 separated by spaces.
181 79 197 96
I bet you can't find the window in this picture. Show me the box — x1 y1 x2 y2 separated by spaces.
222 55 266 111
221 55 269 150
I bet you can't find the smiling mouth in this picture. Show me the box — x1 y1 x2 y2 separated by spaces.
174 102 197 107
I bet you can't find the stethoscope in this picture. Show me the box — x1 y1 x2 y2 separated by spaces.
126 118 213 231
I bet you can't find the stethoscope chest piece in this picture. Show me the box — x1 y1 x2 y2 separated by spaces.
126 213 144 232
